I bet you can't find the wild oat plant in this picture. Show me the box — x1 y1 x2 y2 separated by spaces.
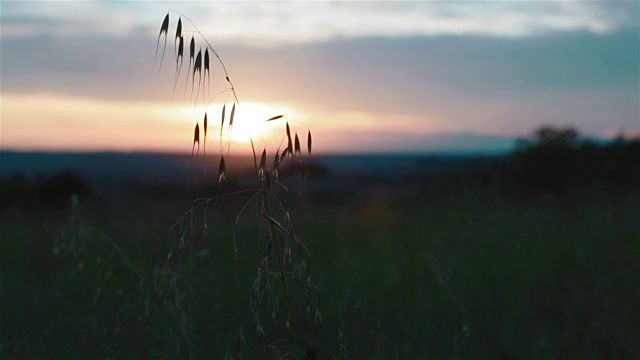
154 11 322 357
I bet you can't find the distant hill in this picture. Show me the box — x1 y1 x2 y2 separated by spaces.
0 152 191 183
1 151 501 180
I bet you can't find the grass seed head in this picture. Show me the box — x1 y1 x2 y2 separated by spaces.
220 104 226 138
189 36 195 61
203 113 208 137
286 122 293 156
175 17 182 41
195 50 202 73
204 49 210 74
260 148 267 176
160 13 169 37
194 123 200 144
154 13 170 72
295 133 301 155
266 115 283 122
177 35 184 61
230 103 236 126
274 150 280 178
286 122 291 140
218 155 226 184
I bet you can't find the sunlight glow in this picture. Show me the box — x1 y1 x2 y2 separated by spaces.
174 102 303 151
2 94 310 153
225 102 296 144
1 93 473 154
2 94 190 152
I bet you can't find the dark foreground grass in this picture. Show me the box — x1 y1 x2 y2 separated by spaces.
307 192 639 358
1 183 639 358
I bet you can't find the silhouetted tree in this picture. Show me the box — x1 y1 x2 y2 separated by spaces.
504 125 640 198
601 134 640 186
509 126 585 197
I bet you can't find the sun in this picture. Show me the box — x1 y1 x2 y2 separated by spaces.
170 102 298 152
222 102 295 144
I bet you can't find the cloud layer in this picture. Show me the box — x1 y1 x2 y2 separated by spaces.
3 2 638 44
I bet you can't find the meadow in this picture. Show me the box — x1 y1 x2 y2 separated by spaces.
2 5 639 359
1 151 638 359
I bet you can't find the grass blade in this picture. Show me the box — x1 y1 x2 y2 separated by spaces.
250 137 258 172
307 130 312 155
265 115 284 122
264 214 288 234
280 148 290 162
294 133 301 155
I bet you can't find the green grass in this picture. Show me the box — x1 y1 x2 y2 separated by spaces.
1 185 639 358
305 191 639 358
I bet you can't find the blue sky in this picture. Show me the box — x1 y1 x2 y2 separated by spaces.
1 1 638 154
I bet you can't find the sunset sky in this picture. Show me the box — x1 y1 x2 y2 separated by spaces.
1 1 638 154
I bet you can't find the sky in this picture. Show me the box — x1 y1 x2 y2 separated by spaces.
1 1 638 154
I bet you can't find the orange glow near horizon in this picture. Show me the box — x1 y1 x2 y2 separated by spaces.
3 93 190 152
1 93 314 154
2 92 473 155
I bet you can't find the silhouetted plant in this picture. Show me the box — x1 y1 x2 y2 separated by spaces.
154 10 322 358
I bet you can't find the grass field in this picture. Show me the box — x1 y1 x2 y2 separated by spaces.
1 165 639 358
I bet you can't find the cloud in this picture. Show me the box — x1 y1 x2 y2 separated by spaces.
0 2 144 38
1 2 637 45
4 30 637 100
2 29 637 139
